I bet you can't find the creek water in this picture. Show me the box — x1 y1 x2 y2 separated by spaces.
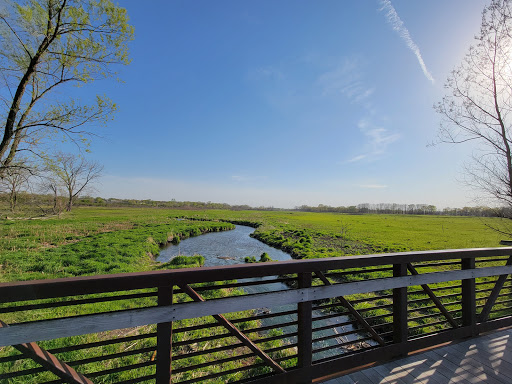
157 224 366 361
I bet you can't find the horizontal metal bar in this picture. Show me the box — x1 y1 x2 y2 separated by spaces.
172 351 254 374
173 342 244 361
254 332 298 344
0 292 156 314
476 257 510 263
177 361 268 384
173 321 218 334
2 247 511 303
244 321 298 334
312 328 363 344
312 336 374 356
411 261 461 267
408 319 450 331
48 332 156 354
116 375 156 384
0 366 45 380
2 264 512 347
67 346 155 367
187 277 295 292
312 319 355 333
408 284 461 293
230 309 297 324
173 332 231 347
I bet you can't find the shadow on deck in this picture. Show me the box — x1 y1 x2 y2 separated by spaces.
321 327 512 384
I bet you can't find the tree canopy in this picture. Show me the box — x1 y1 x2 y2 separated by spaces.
0 0 133 174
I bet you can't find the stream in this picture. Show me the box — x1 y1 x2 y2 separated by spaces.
157 224 367 361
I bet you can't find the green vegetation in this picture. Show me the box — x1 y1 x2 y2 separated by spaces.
172 209 504 257
0 206 508 382
244 252 273 263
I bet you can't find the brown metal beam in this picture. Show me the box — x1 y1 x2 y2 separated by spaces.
3 248 512 304
478 256 512 323
314 271 386 346
178 284 285 374
0 320 92 384
156 285 173 384
406 263 459 328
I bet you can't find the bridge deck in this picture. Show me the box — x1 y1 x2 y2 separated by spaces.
321 328 512 384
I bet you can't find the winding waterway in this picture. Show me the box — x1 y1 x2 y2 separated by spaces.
157 224 291 266
158 224 368 361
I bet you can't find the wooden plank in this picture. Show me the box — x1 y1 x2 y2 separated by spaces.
0 320 92 384
479 256 512 323
449 342 512 381
314 271 385 346
407 263 459 329
179 284 285 374
427 346 507 384
155 285 173 384
297 272 313 383
2 247 512 303
2 265 512 347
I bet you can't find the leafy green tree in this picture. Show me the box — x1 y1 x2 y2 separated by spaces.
0 0 133 175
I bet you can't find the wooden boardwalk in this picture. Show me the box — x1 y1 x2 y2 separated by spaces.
320 328 512 384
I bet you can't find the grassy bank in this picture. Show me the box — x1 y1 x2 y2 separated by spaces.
0 207 508 382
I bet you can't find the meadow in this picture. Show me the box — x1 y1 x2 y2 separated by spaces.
0 207 508 383
0 207 505 283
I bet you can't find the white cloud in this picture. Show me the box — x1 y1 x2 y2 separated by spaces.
317 58 375 103
379 0 435 83
347 118 400 162
347 154 368 163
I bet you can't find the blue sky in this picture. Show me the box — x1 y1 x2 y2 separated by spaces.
84 0 489 208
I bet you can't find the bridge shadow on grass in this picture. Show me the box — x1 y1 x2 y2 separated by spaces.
322 329 512 384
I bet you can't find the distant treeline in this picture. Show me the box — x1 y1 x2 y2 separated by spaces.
67 196 279 211
294 203 508 217
0 192 508 218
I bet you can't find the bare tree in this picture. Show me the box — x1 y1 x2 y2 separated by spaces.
46 153 102 211
435 0 512 223
0 0 133 175
38 171 64 215
0 159 31 212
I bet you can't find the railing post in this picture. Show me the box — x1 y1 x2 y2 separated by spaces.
393 263 408 356
462 257 477 337
297 272 312 384
156 285 173 384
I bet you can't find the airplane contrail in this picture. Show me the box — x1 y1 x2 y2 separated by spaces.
379 0 435 83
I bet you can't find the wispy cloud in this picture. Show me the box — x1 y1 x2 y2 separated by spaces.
348 118 400 163
379 0 434 83
347 154 368 163
317 58 375 103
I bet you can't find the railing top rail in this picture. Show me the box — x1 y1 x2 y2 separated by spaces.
1 247 510 303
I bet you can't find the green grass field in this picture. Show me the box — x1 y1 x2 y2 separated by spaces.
0 207 505 283
170 209 505 258
0 207 508 383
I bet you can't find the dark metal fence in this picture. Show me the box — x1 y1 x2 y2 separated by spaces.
1 247 512 383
